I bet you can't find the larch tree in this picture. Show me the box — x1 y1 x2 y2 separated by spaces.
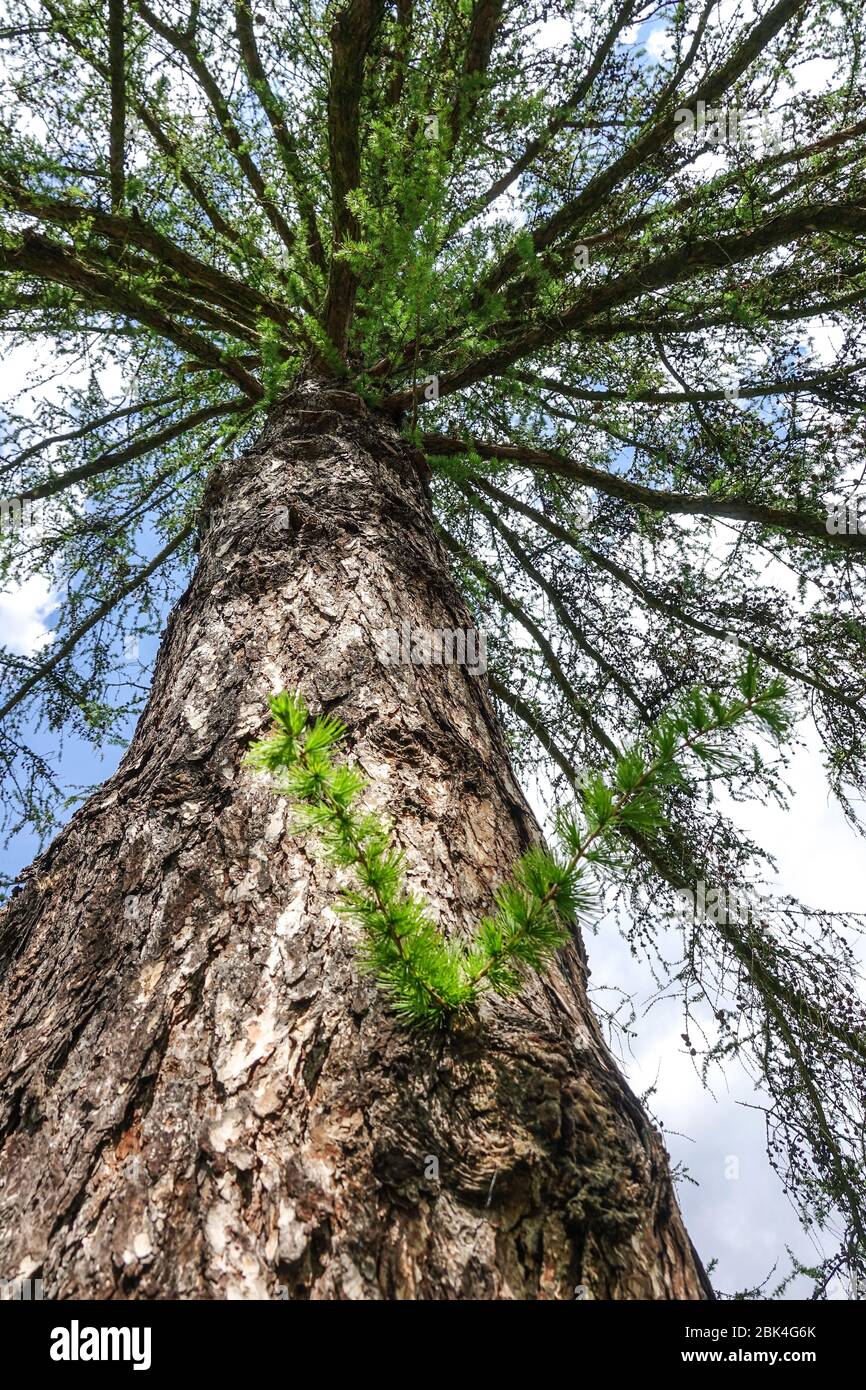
0 0 864 1300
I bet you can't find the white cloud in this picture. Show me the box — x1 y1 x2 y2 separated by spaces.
646 27 675 63
0 572 56 656
809 319 846 367
790 57 838 96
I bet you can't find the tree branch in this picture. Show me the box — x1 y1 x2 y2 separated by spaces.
108 0 126 211
439 524 620 757
3 393 184 471
137 1 300 259
1 231 263 398
446 0 505 151
450 0 637 230
0 175 295 333
405 199 866 399
233 0 327 272
40 0 249 251
0 526 193 723
465 474 866 716
508 359 866 405
487 671 582 786
17 398 251 502
423 431 865 551
463 482 652 719
475 0 809 302
322 0 386 355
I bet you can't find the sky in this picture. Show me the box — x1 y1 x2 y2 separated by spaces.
584 726 864 1298
1 2 863 1301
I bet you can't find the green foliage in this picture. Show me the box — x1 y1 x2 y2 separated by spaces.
246 689 566 1026
247 664 790 1028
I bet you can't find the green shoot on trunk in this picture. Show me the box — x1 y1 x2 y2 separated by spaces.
245 655 790 1028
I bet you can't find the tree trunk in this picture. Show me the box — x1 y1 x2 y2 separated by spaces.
0 379 711 1300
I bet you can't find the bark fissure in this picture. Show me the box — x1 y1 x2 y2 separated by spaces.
0 379 709 1299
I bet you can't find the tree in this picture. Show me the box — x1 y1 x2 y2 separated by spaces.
0 0 864 1299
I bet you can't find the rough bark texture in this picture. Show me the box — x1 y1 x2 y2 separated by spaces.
0 380 711 1300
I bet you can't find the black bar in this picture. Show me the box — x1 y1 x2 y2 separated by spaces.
2 1292 857 1377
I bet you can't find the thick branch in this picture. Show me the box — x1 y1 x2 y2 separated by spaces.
2 393 183 471
137 2 299 258
233 0 327 272
108 0 126 211
17 398 251 503
406 199 866 399
423 432 866 551
322 0 386 355
0 176 294 332
476 0 809 301
466 474 866 717
453 0 637 227
570 116 866 261
447 0 504 151
566 285 866 340
0 232 263 398
508 359 866 405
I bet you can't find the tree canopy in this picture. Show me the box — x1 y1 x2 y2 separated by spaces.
1 0 865 1294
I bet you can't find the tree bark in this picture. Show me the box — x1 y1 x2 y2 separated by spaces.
0 379 711 1300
